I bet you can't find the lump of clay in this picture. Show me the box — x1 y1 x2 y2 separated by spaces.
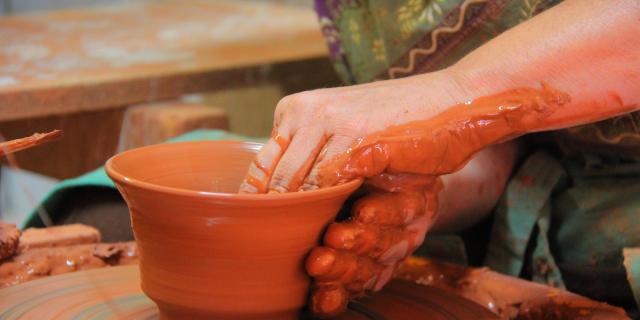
0 222 20 261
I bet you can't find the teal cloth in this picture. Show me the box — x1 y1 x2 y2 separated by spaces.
24 130 265 228
485 150 640 307
624 248 640 308
485 151 567 288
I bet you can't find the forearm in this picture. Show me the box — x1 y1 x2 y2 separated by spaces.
449 0 640 130
432 140 521 233
322 0 640 184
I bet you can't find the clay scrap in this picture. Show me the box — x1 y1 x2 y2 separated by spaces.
18 223 101 250
0 222 20 261
0 222 137 288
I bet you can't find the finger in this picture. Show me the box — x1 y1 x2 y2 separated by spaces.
239 130 290 193
352 191 427 226
268 126 327 193
309 282 349 318
373 264 396 291
406 214 433 249
300 134 354 190
306 247 382 286
322 222 417 262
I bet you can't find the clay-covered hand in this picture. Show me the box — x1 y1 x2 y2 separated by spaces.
239 70 569 194
305 173 442 317
237 71 464 193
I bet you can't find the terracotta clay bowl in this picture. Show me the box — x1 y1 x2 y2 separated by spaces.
106 141 361 320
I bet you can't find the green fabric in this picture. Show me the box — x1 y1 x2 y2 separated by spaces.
551 158 640 268
485 150 640 305
24 130 265 228
331 0 461 82
530 201 564 288
553 157 640 306
322 0 561 83
624 248 640 309
485 151 567 288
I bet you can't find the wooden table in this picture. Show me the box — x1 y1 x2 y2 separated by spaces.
0 0 337 178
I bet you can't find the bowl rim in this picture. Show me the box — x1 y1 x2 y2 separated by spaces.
105 140 362 202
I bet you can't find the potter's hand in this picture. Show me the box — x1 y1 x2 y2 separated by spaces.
305 174 442 317
238 71 463 193
239 0 640 194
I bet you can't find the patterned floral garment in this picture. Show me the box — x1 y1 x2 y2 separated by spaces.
315 0 640 313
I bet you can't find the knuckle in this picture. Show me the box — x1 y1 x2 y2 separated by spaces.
282 91 327 118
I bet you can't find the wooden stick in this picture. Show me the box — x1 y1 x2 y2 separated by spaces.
0 130 62 157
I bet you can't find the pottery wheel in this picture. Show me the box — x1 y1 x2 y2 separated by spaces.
0 266 497 319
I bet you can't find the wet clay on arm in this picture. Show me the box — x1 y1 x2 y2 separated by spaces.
317 0 640 186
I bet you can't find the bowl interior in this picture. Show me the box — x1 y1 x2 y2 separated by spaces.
107 141 261 193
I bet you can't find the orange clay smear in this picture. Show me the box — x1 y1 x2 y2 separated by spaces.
318 84 571 187
273 132 289 150
252 159 269 176
245 131 290 193
0 242 138 288
245 175 267 194
307 174 443 317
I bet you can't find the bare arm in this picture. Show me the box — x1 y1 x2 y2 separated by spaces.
428 0 640 232
449 0 640 130
434 141 520 233
243 0 640 194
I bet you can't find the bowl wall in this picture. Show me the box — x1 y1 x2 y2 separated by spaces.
106 141 360 319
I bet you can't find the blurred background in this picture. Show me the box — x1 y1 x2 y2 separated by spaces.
0 0 310 14
0 0 340 232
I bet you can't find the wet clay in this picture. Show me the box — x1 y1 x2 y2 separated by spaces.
318 84 571 186
0 242 138 288
106 141 360 320
245 132 290 193
0 222 20 261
